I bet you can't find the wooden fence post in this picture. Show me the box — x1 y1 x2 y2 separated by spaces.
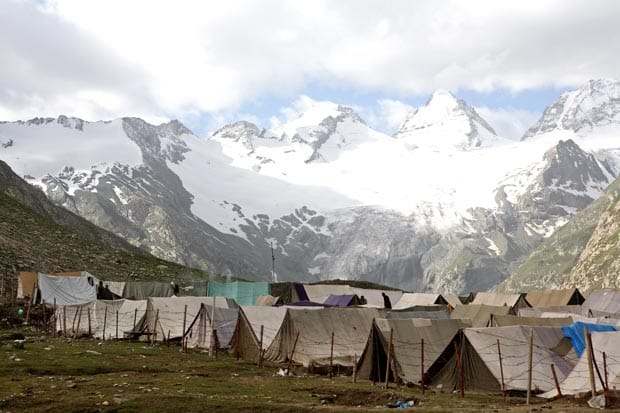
87 308 92 337
551 364 562 397
453 340 464 398
526 328 533 405
74 306 83 339
115 310 119 339
103 308 107 341
286 332 300 373
258 325 264 368
585 326 596 398
420 338 425 395
353 353 357 383
329 331 335 379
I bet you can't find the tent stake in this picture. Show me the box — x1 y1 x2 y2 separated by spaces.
329 331 335 379
550 364 562 397
352 353 357 383
181 304 187 348
526 328 533 405
384 328 393 389
286 331 300 373
497 339 506 402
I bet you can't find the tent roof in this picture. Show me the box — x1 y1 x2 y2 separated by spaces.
324 294 358 307
442 293 462 308
207 280 270 306
582 289 620 315
450 304 512 327
471 292 524 308
393 293 446 309
303 284 402 308
490 314 573 327
239 306 289 349
37 272 96 306
525 289 583 307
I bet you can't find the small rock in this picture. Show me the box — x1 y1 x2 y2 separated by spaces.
67 383 77 389
102 401 110 406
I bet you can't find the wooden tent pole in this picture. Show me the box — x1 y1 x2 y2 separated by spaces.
420 338 425 395
551 364 562 397
497 339 506 402
384 328 393 389
329 331 335 379
102 308 107 341
258 325 264 368
286 332 300 373
585 326 596 398
526 328 533 405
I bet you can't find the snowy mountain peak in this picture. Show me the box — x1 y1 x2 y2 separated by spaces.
523 78 620 139
393 90 498 150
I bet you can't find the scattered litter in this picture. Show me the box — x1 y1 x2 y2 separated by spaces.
386 399 420 409
102 401 110 406
588 394 607 409
276 368 289 377
67 383 77 389
43 347 51 351
85 350 102 355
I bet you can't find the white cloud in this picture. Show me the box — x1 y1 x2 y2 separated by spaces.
2 0 620 123
475 107 540 140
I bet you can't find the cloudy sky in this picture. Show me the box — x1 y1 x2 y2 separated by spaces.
2 0 619 138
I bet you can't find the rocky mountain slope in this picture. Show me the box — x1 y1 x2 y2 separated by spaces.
2 79 620 293
0 160 209 281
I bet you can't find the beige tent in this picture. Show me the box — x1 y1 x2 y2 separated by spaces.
303 284 403 308
518 306 583 317
471 292 529 313
450 304 512 327
489 314 573 327
525 289 584 307
357 318 470 385
255 295 281 306
184 304 239 349
442 293 462 309
582 289 620 316
542 331 620 398
263 307 382 370
229 306 289 361
393 293 448 309
431 326 578 393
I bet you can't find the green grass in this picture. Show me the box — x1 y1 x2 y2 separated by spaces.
0 326 597 413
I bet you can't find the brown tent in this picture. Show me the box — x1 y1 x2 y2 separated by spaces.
450 304 512 327
525 289 584 307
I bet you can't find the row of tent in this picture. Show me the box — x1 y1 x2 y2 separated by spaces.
48 292 620 398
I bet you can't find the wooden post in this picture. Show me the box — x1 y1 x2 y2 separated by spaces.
42 301 47 331
551 364 562 397
603 352 609 406
352 353 358 383
258 325 264 368
497 339 506 402
133 308 138 331
181 304 187 345
209 297 216 357
526 328 533 405
24 296 32 325
286 331 300 373
63 306 67 337
585 326 596 398
329 331 335 379
115 310 119 339
420 338 425 395
384 328 393 389
234 317 240 361
153 309 160 344
102 308 107 341
74 306 83 339
167 330 171 348
453 340 464 398
87 308 92 337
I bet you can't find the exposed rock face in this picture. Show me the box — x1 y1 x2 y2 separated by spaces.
523 79 620 139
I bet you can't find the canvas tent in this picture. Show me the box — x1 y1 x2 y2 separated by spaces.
122 282 175 300
17 272 38 299
489 314 573 327
263 307 382 370
525 289 584 308
471 292 529 313
582 289 620 316
431 326 578 393
229 306 289 361
519 306 583 317
207 280 269 306
143 296 235 342
450 304 512 327
542 331 620 398
324 294 360 307
357 318 470 385
184 304 239 349
561 321 616 356
442 293 462 309
255 295 281 306
37 272 96 305
393 293 448 310
387 306 450 320
302 284 402 308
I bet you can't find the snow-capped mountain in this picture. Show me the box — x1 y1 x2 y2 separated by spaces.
523 78 620 139
1 79 620 293
393 90 503 150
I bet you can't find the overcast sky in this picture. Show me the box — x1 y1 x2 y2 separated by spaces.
1 0 619 138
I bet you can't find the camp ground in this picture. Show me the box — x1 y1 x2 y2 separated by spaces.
357 318 470 385
450 304 512 327
430 326 579 394
263 307 383 370
541 330 620 398
471 292 530 314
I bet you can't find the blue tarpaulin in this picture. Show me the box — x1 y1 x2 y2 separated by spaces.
561 321 616 356
324 294 358 307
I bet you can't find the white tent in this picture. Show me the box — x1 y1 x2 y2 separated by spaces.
185 304 239 349
393 293 447 309
38 272 96 305
542 330 620 398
